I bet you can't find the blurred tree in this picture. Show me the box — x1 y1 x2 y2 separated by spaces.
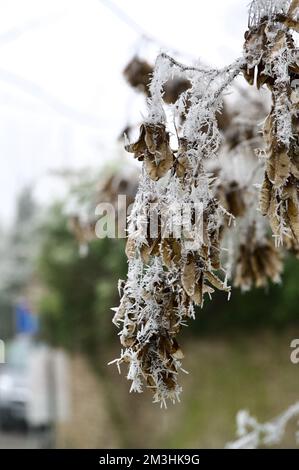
0 187 40 339
38 203 127 362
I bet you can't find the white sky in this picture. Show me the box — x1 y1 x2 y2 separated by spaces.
0 0 248 224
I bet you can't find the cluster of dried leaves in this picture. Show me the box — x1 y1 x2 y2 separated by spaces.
124 57 191 104
114 119 231 404
212 87 284 290
68 167 138 250
244 0 299 245
234 227 283 290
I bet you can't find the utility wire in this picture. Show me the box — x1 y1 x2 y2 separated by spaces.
99 0 148 39
0 8 105 129
98 0 196 60
0 67 104 129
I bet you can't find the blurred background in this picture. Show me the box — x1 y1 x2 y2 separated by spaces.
0 0 299 449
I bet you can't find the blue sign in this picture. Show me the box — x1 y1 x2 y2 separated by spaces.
15 304 39 335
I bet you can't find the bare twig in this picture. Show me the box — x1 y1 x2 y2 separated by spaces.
227 402 299 449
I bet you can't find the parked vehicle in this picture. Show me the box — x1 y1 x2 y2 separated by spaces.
0 336 52 430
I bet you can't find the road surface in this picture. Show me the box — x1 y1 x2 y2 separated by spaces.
0 430 54 449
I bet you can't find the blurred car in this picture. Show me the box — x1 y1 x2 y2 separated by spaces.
0 336 50 430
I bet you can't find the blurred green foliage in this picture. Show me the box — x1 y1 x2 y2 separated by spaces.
38 204 127 359
193 256 299 335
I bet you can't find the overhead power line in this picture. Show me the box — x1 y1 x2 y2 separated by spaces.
0 67 103 129
0 8 68 48
98 0 196 60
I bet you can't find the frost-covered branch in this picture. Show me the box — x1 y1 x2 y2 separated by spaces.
159 52 219 75
112 42 239 406
226 402 299 449
110 0 299 406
